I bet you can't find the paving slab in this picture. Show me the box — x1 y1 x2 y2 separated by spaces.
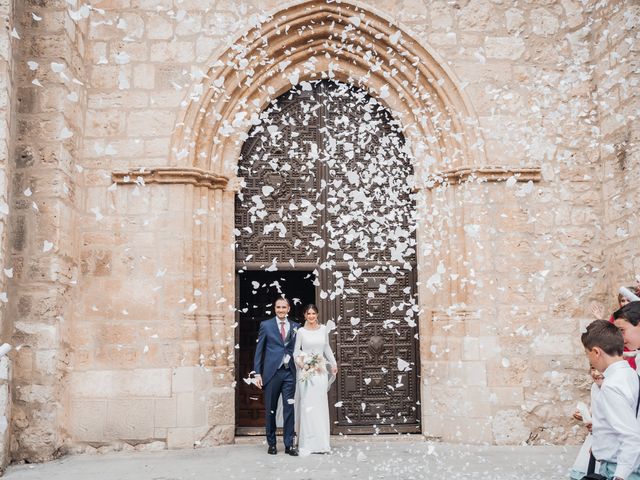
4 438 580 480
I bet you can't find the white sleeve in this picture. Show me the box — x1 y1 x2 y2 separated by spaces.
294 328 303 364
601 383 640 479
323 326 337 367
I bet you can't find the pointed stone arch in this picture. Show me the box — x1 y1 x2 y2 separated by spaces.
170 0 487 179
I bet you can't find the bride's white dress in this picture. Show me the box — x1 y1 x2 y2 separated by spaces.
293 325 336 454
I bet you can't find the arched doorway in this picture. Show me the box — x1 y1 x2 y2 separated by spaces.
235 80 421 435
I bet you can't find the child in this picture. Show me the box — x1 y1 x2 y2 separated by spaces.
614 301 640 372
591 287 638 370
581 320 640 480
570 367 603 480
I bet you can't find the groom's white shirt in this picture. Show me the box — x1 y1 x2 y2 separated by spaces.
278 317 291 368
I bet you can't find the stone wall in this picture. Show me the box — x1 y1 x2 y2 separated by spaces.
1 0 637 462
403 0 610 444
592 1 640 304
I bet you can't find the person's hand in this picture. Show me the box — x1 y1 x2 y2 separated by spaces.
586 422 592 433
254 375 263 389
590 301 605 320
331 365 337 375
572 410 583 422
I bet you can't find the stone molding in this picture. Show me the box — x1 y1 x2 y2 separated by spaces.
424 166 542 188
112 167 229 190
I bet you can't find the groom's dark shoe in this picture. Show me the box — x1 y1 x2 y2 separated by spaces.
267 445 277 455
285 446 298 456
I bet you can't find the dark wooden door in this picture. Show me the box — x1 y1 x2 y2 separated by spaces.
235 80 420 434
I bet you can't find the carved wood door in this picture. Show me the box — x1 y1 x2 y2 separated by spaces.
235 80 420 434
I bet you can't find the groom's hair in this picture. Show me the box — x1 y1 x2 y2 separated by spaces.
274 296 291 307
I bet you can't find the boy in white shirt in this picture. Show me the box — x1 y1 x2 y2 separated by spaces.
581 320 640 480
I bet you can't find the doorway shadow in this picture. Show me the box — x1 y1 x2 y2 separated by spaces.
235 270 316 434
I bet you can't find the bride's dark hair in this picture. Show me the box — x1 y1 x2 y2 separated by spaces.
303 303 319 315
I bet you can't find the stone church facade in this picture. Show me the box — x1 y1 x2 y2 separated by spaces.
0 0 636 469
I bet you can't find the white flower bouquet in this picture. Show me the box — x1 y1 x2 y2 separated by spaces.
299 353 326 382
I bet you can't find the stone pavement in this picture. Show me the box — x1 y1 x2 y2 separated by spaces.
4 437 579 480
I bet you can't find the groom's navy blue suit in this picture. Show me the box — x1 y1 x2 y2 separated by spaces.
254 316 300 448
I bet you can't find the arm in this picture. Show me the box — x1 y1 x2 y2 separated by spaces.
324 326 337 374
293 328 304 368
253 322 266 389
600 384 640 479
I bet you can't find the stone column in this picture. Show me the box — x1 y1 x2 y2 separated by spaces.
8 1 87 462
0 0 14 469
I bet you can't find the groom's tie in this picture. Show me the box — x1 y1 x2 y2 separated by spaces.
280 321 286 341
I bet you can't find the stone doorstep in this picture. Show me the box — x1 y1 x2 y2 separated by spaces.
233 434 438 445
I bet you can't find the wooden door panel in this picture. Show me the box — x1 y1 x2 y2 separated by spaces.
330 269 420 433
235 80 420 434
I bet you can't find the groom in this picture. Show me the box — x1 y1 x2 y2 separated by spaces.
253 297 299 456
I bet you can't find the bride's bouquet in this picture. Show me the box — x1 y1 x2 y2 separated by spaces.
299 353 326 382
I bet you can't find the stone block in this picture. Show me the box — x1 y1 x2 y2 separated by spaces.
69 368 172 398
149 41 195 63
88 91 149 110
134 440 166 451
80 248 112 277
505 8 524 34
15 384 55 404
485 37 525 60
144 137 171 157
459 0 504 30
113 41 148 63
195 36 223 63
105 399 155 439
446 361 487 387
154 397 177 428
85 109 126 137
90 65 122 89
207 389 234 425
134 64 155 89
14 322 59 350
69 400 107 442
487 356 528 387
425 385 492 417
147 16 173 40
127 110 175 137
34 350 57 376
177 392 206 427
490 386 525 407
172 367 194 393
462 337 479 360
198 424 234 447
531 8 560 36
175 13 202 36
167 427 195 449
491 409 530 445
422 413 493 444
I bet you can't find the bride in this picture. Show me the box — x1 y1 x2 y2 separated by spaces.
293 304 338 455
